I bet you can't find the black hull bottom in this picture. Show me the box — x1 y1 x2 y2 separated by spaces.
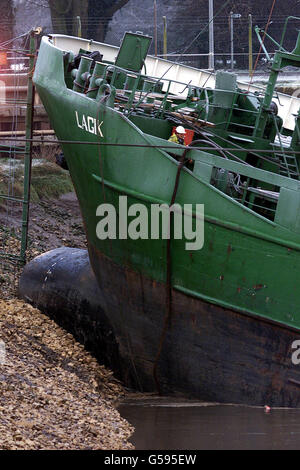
19 247 300 407
18 248 122 377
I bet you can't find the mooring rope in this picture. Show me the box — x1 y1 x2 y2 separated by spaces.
152 143 198 395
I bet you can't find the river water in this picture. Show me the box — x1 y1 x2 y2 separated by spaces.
118 397 300 450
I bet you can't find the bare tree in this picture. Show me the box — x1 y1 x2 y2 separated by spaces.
48 0 130 41
88 0 131 41
0 0 15 44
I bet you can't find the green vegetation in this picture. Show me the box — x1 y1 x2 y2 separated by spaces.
0 159 74 207
30 162 74 201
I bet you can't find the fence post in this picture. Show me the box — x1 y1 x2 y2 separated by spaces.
20 29 37 264
163 16 167 59
77 16 82 38
249 14 253 76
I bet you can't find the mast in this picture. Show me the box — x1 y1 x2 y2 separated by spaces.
208 0 214 70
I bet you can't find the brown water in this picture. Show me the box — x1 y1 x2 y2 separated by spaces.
118 397 300 450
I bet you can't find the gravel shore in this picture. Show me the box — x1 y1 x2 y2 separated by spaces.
0 188 135 450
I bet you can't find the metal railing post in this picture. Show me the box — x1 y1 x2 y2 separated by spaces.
20 29 37 264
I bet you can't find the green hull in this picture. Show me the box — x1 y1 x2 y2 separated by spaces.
31 34 300 405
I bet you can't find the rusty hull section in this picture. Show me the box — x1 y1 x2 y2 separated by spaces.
19 246 300 407
89 244 300 407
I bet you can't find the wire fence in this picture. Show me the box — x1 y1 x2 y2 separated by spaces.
154 51 274 71
0 30 37 273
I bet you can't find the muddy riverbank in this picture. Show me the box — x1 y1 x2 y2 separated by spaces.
0 190 87 300
0 173 135 450
0 298 134 450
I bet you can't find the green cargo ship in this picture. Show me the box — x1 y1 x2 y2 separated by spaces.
32 17 300 406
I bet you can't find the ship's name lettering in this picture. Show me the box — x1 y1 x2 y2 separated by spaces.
75 111 104 137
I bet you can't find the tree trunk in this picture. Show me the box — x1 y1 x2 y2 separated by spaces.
88 0 130 42
0 0 15 43
48 0 130 41
48 0 72 35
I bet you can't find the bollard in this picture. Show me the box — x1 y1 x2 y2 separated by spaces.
73 56 93 93
86 61 107 98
